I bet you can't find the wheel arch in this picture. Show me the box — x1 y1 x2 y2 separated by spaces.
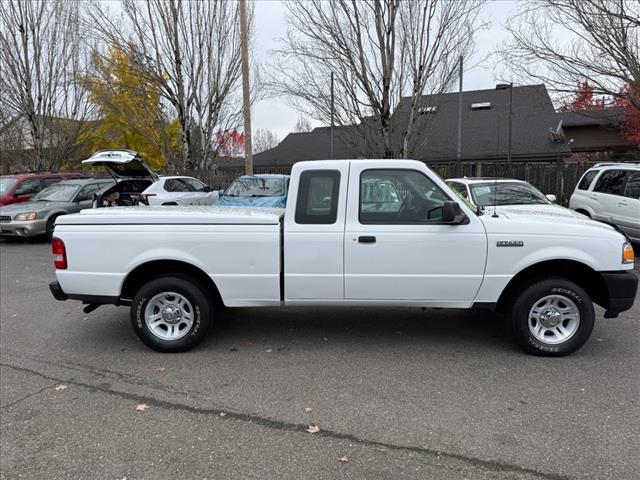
496 259 607 312
120 259 224 307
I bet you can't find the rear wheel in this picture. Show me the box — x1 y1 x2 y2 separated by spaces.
508 278 594 356
131 276 213 352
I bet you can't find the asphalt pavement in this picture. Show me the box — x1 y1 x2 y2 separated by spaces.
1 238 639 480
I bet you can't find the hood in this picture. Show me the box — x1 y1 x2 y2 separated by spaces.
82 150 159 181
0 200 66 215
56 205 285 226
481 205 617 236
492 204 586 219
214 195 287 208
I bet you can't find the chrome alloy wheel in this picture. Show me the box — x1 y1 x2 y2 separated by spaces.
528 294 580 344
144 292 194 341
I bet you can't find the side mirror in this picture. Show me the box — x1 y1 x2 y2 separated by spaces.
546 194 557 203
203 185 213 192
441 201 467 224
218 189 225 196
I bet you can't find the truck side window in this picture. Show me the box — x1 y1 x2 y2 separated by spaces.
359 169 449 224
295 170 340 224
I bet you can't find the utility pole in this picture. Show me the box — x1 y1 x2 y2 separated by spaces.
330 71 334 159
239 0 253 175
507 82 513 175
456 55 463 177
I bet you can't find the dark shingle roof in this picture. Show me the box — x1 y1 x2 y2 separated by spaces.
557 107 626 127
400 84 571 161
248 84 572 168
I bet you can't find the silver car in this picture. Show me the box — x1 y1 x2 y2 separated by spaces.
0 178 114 239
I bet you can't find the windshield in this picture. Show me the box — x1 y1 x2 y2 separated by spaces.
449 186 481 214
32 183 80 202
470 182 550 207
224 177 285 197
0 178 17 194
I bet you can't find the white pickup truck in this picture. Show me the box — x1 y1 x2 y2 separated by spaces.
49 159 637 356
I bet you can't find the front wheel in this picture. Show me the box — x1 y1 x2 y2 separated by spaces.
509 278 595 356
131 276 213 352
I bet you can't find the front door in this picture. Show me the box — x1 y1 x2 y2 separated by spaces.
344 165 487 304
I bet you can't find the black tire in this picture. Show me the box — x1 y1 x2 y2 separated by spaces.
508 277 595 356
46 215 60 240
131 276 213 352
575 209 591 218
161 202 178 206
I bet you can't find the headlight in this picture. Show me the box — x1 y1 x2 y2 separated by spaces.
14 212 37 221
622 242 635 264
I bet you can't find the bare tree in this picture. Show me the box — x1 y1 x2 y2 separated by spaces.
270 0 485 158
0 0 92 171
253 128 280 153
499 0 639 110
292 115 312 133
86 0 249 170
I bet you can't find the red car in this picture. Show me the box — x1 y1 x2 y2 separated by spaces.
0 172 83 206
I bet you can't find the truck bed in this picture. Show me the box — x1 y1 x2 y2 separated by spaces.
54 206 284 306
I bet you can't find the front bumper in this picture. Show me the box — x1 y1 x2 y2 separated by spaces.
601 271 638 317
0 218 46 237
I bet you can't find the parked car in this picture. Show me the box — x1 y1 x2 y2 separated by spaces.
0 178 114 238
446 177 562 209
82 149 158 207
49 159 637 356
214 174 289 208
569 163 640 243
138 176 218 206
0 172 83 207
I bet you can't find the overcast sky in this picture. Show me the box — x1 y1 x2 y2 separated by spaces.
253 0 522 139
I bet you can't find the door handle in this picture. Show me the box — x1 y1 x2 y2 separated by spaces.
618 201 628 206
590 195 598 199
358 236 376 244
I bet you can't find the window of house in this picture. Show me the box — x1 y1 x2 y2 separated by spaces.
295 170 340 224
593 170 629 196
359 169 450 224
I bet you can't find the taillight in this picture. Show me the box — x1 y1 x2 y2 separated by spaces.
138 193 156 205
51 236 67 269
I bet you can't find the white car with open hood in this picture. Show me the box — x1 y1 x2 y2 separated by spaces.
49 159 637 356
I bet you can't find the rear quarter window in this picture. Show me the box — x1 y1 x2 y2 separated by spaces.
294 170 340 224
577 170 598 190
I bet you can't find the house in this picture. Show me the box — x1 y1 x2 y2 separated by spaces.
238 84 575 172
556 107 636 161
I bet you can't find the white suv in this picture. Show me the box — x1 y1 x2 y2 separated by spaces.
570 163 640 243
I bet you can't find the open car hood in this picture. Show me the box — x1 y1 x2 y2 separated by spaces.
82 150 159 181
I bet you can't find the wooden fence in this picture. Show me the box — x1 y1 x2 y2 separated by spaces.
185 160 637 206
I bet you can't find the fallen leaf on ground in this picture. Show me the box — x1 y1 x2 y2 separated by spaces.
219 412 227 417
135 403 150 411
305 424 320 433
155 367 166 373
338 455 350 463
265 349 273 353
54 384 67 391
303 406 313 413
